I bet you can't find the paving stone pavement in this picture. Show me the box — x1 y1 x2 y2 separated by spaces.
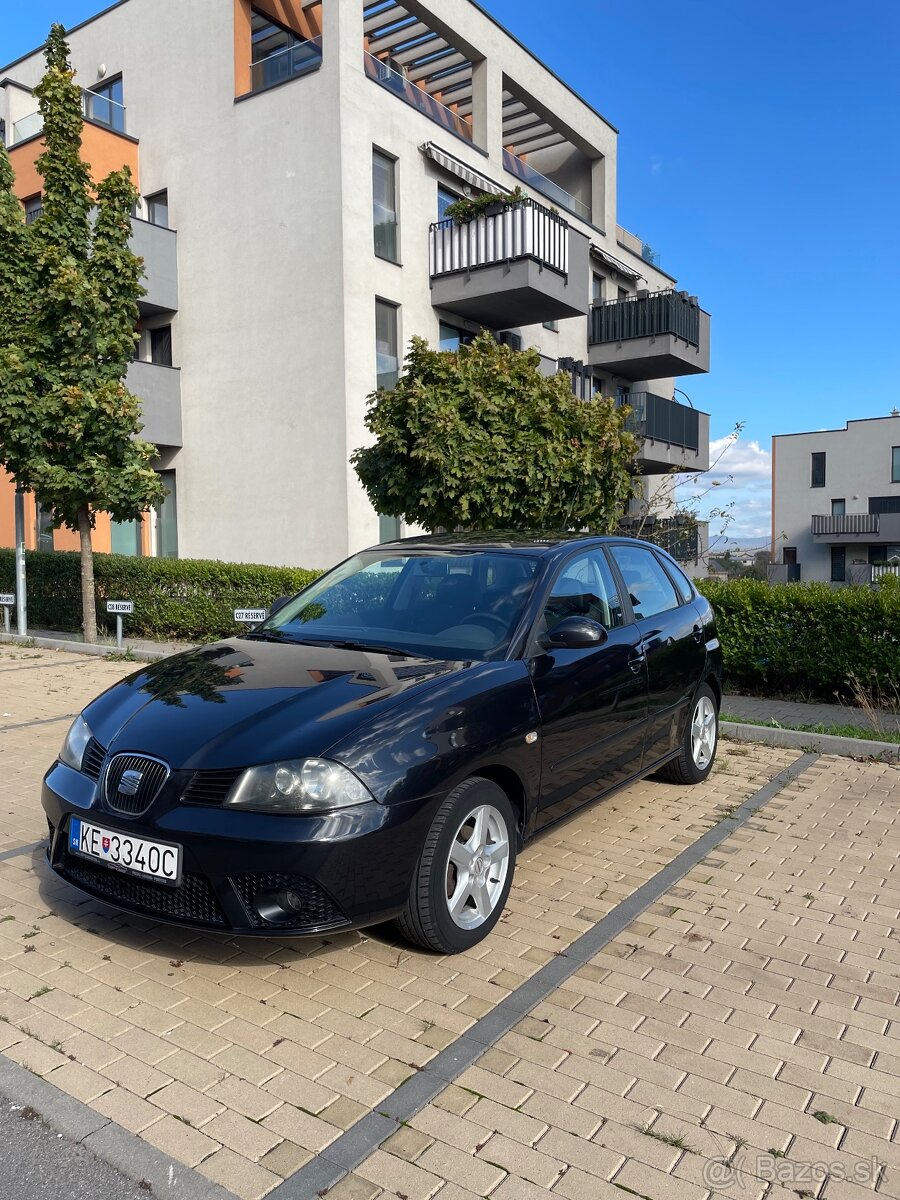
1 646 897 1200
724 693 900 736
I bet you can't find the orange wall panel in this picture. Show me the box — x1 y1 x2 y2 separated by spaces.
8 122 140 200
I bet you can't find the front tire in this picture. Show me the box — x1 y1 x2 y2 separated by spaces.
657 683 718 784
396 778 516 953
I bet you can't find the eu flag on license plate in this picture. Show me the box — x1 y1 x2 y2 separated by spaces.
69 818 81 851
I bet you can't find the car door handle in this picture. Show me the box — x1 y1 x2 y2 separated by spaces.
692 624 704 643
628 652 646 673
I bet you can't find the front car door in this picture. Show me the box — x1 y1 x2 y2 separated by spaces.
607 542 707 766
530 547 648 830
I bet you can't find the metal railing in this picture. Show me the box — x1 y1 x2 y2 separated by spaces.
24 204 44 225
364 51 473 142
430 198 569 278
251 35 323 91
618 518 701 563
811 514 880 536
11 88 126 145
590 289 701 347
873 564 900 579
619 391 701 453
502 149 591 222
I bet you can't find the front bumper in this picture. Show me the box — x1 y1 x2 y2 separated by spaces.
42 761 439 936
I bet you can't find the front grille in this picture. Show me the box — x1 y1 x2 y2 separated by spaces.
232 872 346 929
81 738 106 781
181 769 243 806
63 854 226 927
103 754 169 817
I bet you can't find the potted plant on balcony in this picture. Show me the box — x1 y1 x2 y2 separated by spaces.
443 185 528 225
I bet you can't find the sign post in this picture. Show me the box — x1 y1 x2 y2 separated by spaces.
234 609 268 626
106 600 134 650
14 490 26 636
0 594 14 635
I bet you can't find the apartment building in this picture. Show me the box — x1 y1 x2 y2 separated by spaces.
0 0 711 569
771 413 900 584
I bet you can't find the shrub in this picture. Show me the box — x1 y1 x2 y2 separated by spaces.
0 550 322 643
698 578 900 700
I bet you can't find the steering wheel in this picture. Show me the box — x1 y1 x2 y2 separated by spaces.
458 613 508 636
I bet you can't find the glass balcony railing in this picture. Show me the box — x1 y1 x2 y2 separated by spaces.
502 149 591 223
10 88 126 146
251 35 323 92
364 51 473 143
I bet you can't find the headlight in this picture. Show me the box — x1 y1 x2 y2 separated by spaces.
224 758 373 814
59 715 93 772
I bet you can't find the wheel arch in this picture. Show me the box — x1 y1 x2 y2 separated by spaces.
704 672 722 710
468 764 527 848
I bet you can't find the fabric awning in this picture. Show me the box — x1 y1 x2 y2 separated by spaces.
590 243 642 281
420 141 503 195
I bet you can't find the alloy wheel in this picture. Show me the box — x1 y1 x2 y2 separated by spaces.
445 803 511 930
691 695 717 769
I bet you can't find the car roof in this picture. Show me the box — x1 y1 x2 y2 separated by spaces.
368 531 676 559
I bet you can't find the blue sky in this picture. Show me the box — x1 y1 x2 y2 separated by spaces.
4 1 899 539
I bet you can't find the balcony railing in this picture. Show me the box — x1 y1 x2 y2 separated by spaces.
811 514 880 536
502 150 591 223
251 35 323 92
619 391 701 453
590 289 701 347
430 199 569 279
11 88 127 146
364 51 473 142
618 517 701 563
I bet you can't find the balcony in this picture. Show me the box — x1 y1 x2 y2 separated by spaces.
251 36 323 93
429 199 590 327
617 517 704 564
589 290 710 380
127 360 182 449
811 513 900 543
621 392 710 473
130 218 178 315
10 88 126 146
502 150 591 223
768 563 802 584
364 51 473 143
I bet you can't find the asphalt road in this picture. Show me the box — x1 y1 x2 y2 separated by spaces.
0 1099 150 1200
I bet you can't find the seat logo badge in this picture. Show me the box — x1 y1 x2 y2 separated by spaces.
118 770 143 796
525 731 538 745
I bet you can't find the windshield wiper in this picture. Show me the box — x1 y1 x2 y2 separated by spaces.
241 629 294 643
317 639 414 657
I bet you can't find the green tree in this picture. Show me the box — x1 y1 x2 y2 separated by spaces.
353 332 637 533
0 25 164 643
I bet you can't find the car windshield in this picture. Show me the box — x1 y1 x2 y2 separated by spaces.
259 550 541 660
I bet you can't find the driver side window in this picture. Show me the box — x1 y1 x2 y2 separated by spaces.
544 550 625 632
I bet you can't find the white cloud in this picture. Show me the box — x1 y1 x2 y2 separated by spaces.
676 436 772 541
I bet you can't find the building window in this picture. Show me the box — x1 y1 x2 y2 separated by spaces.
616 384 630 405
23 194 42 224
543 320 559 332
783 547 797 566
373 150 399 263
617 286 629 301
156 471 178 558
892 446 900 483
830 545 845 583
150 326 173 367
375 299 399 389
592 273 604 303
378 514 401 542
84 75 124 132
438 185 459 220
111 518 142 556
439 322 473 352
35 501 55 553
810 451 826 488
870 495 900 514
146 191 168 228
831 498 845 516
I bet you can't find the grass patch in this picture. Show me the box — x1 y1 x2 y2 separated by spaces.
721 713 900 745
635 1123 695 1152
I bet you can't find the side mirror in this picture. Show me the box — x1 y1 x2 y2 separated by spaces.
270 595 293 616
544 616 608 650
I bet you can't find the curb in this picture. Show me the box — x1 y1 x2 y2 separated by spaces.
0 1057 239 1200
0 631 174 662
722 720 900 762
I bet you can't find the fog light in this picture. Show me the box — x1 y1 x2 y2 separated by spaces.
254 887 305 926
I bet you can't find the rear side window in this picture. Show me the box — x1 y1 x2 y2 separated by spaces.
660 556 695 604
609 543 680 620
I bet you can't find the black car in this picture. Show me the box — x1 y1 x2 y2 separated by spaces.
43 534 722 953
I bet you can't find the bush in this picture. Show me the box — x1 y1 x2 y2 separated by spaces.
698 578 900 700
0 550 322 643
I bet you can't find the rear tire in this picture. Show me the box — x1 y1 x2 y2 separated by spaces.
657 683 718 785
396 777 516 953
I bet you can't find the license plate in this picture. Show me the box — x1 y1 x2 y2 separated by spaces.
69 817 181 885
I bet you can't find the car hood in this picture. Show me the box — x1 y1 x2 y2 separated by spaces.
84 638 476 770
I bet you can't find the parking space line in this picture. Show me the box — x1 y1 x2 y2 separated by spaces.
0 713 77 735
272 751 821 1200
0 840 43 863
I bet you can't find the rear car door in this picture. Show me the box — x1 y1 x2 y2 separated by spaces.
607 542 707 765
530 548 648 829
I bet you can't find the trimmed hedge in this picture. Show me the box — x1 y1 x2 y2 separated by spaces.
0 550 322 643
698 577 900 700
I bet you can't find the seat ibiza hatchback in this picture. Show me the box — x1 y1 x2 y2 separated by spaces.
43 534 723 953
